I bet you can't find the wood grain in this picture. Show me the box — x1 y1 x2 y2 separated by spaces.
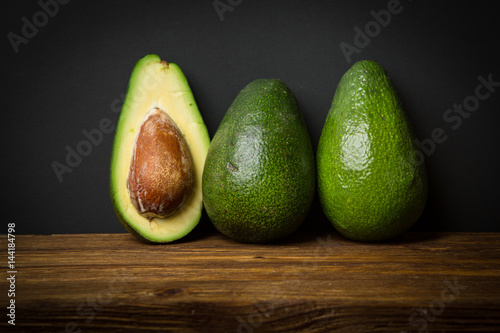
1 231 499 332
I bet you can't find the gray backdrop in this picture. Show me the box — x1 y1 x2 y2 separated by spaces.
3 0 499 234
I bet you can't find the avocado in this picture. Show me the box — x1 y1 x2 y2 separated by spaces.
110 54 210 243
317 60 427 242
202 79 315 243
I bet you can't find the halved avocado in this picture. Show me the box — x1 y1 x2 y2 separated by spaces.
110 54 210 243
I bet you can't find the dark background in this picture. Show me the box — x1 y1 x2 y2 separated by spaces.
2 1 499 235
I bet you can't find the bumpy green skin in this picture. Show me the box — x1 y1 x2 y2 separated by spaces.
203 79 315 243
317 60 427 242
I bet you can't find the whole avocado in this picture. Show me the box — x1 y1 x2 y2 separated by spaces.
317 60 428 242
203 79 315 243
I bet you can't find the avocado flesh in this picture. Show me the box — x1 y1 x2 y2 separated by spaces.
317 60 427 242
110 54 210 243
202 79 315 243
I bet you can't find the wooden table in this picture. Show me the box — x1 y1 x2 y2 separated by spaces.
1 231 499 332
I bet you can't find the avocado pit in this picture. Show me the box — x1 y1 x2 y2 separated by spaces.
128 107 194 219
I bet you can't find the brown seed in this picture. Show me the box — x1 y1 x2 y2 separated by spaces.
128 107 194 219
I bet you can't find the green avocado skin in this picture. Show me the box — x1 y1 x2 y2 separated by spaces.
203 79 315 243
317 60 428 242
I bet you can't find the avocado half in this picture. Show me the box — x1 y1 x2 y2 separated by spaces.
110 54 210 243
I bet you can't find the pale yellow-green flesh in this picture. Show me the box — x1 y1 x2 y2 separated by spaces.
111 55 210 242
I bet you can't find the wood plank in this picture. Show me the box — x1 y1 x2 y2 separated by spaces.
1 231 499 332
